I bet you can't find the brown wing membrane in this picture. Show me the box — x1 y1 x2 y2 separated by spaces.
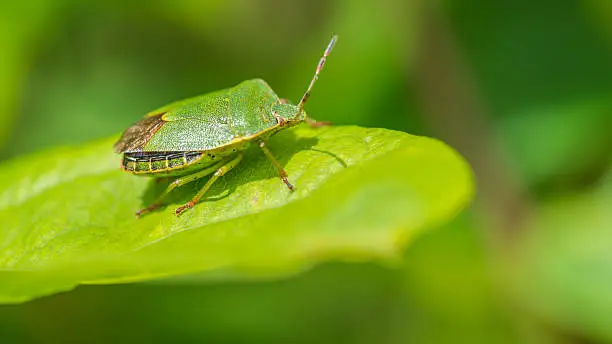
113 113 167 153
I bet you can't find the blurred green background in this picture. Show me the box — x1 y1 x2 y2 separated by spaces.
1 0 612 343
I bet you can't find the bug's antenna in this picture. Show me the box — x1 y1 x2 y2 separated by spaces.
295 34 337 119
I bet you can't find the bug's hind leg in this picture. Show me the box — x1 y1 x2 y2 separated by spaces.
136 159 227 217
175 153 244 216
257 140 294 191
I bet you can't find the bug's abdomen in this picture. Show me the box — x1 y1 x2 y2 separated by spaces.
122 151 203 175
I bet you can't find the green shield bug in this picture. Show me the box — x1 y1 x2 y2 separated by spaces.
114 35 337 217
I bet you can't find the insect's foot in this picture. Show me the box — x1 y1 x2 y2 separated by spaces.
135 204 162 218
175 201 195 216
282 176 295 191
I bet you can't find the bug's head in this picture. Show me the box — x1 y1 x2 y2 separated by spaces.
272 103 308 126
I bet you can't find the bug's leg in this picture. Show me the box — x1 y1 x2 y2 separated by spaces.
305 118 332 128
175 153 244 216
257 140 294 191
136 159 227 217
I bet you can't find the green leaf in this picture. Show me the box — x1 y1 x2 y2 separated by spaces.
499 97 612 186
0 1 76 151
511 170 612 342
0 126 473 304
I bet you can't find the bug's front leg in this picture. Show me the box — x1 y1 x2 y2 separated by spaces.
257 140 294 191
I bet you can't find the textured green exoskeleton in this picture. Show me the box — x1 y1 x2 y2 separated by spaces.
114 35 337 216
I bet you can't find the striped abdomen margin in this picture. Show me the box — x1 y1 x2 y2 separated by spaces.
122 151 203 173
